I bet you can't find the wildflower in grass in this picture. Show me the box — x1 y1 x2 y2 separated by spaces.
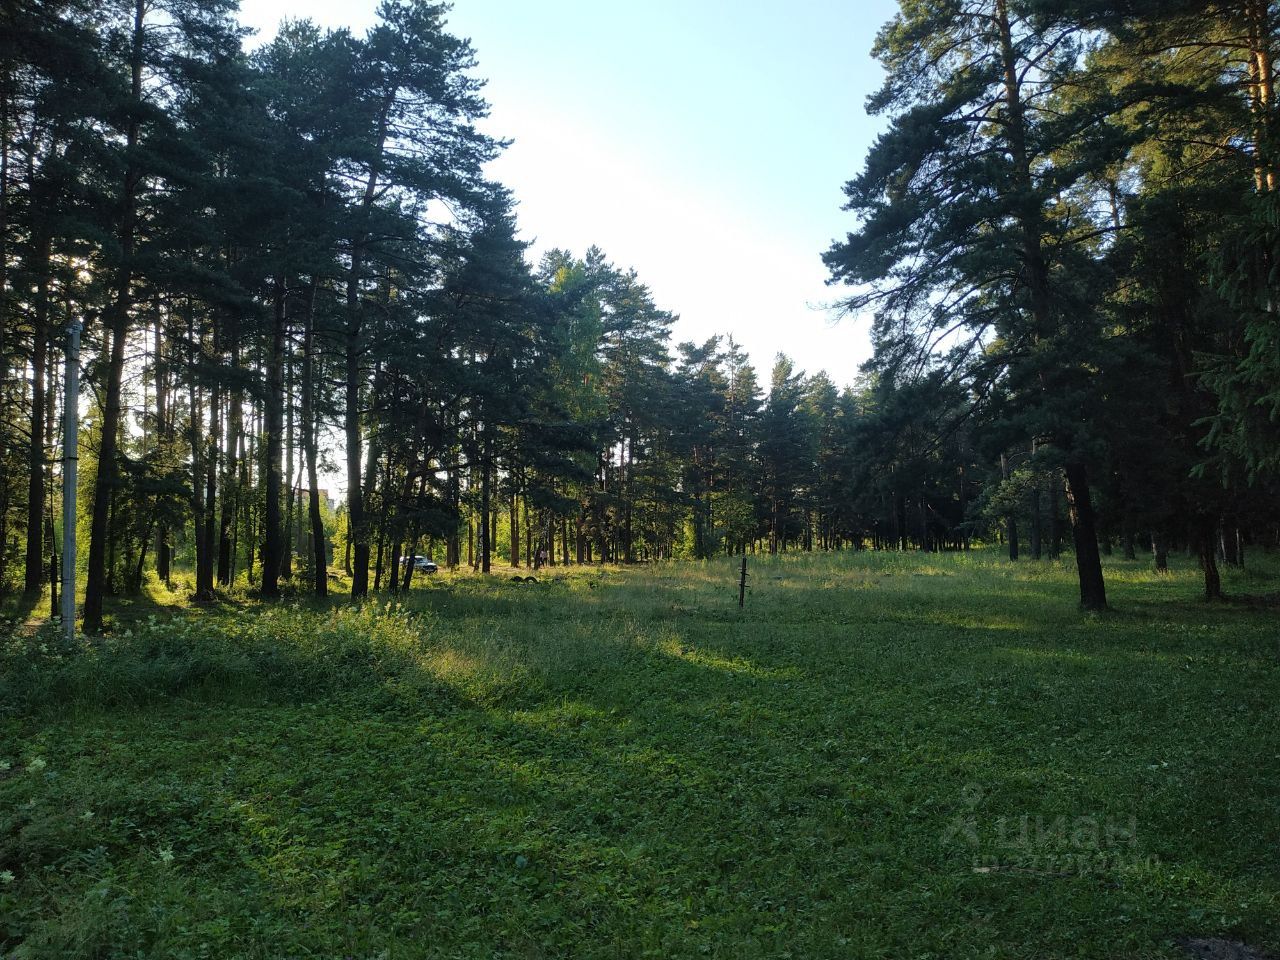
156 845 175 865
0 759 10 771
27 757 47 773
0 871 13 884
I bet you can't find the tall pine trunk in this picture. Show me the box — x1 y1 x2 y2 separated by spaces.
1048 483 1062 559
186 316 212 601
154 303 172 584
261 281 286 598
195 312 219 601
345 326 368 596
300 278 326 596
1247 0 1277 191
217 317 240 586
282 341 295 580
344 94 393 599
44 358 58 613
23 238 49 595
1003 450 1017 561
510 492 519 567
360 370 381 583
1029 445 1043 561
1152 530 1169 573
84 0 144 632
1197 517 1223 600
480 425 492 574
446 458 460 568
1063 462 1107 610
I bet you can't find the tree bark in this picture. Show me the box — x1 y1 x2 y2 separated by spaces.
446 456 460 568
362 372 381 583
196 314 219 601
1218 521 1242 566
387 527 401 593
261 280 286 598
1196 517 1223 600
236 396 253 584
154 302 171 584
1063 462 1107 610
1029 459 1043 562
1122 522 1137 561
510 492 519 567
217 316 240 586
1152 530 1169 574
344 94 393 600
282 333 295 580
23 239 49 595
1001 453 1019 561
0 80 9 473
480 425 492 574
84 0 145 632
1247 0 1277 191
373 458 392 591
186 317 210 602
300 277 326 596
346 328 369 596
44 345 58 612
1049 483 1062 559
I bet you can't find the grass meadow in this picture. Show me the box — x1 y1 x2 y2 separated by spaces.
2 550 1278 958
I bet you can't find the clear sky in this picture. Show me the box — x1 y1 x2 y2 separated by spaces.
237 0 898 388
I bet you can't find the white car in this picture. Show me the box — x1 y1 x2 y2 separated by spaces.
400 555 438 573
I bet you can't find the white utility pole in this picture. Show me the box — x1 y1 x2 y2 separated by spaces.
61 318 81 642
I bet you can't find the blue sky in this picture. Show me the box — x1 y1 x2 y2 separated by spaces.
238 0 899 387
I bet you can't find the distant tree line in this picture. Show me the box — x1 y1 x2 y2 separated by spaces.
826 0 1280 607
2 0 1279 625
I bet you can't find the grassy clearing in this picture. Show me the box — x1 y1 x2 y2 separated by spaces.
2 551 1278 959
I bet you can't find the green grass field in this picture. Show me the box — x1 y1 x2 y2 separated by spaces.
2 551 1278 959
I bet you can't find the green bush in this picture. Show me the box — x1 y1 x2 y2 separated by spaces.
0 603 451 716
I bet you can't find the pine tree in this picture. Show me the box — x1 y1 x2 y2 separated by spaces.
825 0 1120 608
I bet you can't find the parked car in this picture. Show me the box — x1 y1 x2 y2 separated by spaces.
399 555 438 574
